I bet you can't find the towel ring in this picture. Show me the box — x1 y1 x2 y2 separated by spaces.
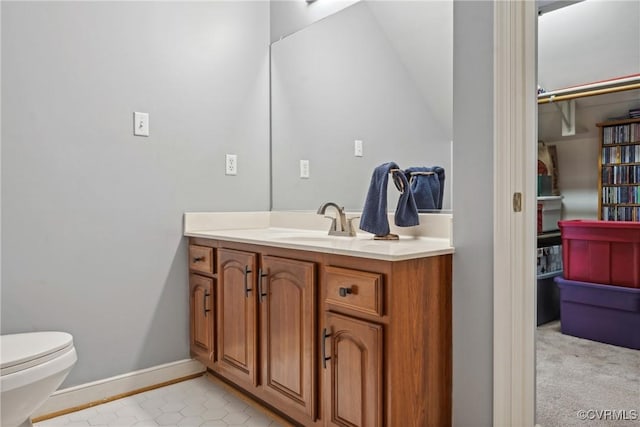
409 171 436 176
389 169 436 192
408 170 435 186
388 169 405 193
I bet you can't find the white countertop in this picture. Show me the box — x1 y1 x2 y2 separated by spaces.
184 212 454 261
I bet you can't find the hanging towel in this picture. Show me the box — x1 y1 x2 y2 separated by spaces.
405 166 445 211
393 170 420 227
360 162 419 236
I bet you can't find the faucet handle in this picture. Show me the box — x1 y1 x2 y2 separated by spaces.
346 216 361 236
318 202 354 236
327 217 339 232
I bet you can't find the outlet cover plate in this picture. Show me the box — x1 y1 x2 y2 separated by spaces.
225 154 237 175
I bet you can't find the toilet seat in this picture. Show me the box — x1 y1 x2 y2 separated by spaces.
1 332 74 376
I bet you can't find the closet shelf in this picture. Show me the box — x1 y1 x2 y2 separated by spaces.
537 270 563 280
537 231 561 240
538 76 640 137
602 162 640 167
538 74 640 105
601 141 640 147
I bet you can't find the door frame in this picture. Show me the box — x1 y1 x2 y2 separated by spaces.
493 1 538 426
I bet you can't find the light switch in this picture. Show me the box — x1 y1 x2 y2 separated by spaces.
133 112 149 137
300 160 310 178
354 139 364 157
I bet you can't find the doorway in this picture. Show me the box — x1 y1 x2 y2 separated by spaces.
535 2 640 426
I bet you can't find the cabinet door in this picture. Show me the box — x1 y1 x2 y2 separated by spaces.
323 312 383 427
189 274 214 365
217 249 258 387
260 256 316 420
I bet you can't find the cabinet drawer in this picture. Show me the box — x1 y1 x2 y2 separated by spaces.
324 266 383 318
189 245 214 274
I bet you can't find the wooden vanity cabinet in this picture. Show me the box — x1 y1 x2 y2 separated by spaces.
215 246 318 424
259 255 317 420
189 274 214 364
188 244 216 366
321 265 384 427
323 311 383 427
187 237 452 427
217 248 259 388
321 255 452 427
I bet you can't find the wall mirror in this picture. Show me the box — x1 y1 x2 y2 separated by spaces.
270 0 453 211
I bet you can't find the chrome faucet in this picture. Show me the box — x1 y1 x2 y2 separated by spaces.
317 202 359 236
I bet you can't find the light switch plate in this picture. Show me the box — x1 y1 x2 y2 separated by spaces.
133 112 149 137
354 139 363 157
300 160 310 178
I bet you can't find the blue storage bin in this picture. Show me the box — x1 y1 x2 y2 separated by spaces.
555 277 640 349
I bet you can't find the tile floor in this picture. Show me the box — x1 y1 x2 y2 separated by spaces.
34 375 288 427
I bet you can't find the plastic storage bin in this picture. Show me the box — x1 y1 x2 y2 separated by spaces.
537 196 562 233
558 219 640 288
537 175 552 196
555 277 640 349
537 271 562 326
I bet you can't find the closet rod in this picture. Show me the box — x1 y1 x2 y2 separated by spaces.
538 81 640 104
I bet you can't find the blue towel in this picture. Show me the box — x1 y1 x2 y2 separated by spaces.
405 166 445 211
360 162 419 236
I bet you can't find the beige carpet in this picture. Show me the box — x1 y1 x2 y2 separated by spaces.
536 321 640 427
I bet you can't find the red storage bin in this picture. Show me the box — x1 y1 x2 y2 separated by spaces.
559 220 640 288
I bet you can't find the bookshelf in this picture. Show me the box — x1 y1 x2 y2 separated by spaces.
597 117 640 221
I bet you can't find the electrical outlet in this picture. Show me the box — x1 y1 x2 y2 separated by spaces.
300 159 310 178
225 154 237 175
133 112 149 137
354 139 363 157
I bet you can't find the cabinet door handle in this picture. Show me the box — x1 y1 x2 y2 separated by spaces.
338 287 353 297
193 256 205 263
258 268 268 302
322 328 332 369
203 292 211 317
243 265 252 297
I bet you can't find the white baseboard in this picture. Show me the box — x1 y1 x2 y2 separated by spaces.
34 359 205 418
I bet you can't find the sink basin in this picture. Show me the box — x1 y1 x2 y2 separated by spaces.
279 236 330 243
271 232 363 244
276 236 334 243
272 233 337 241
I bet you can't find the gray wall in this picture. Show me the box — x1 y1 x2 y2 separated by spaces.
1 1 270 387
452 2 494 426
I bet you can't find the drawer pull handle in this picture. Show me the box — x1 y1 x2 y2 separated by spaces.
338 287 353 297
192 256 205 263
258 269 268 302
243 265 252 297
322 328 332 369
203 292 211 317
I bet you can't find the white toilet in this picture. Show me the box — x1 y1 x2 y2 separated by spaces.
1 332 77 427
